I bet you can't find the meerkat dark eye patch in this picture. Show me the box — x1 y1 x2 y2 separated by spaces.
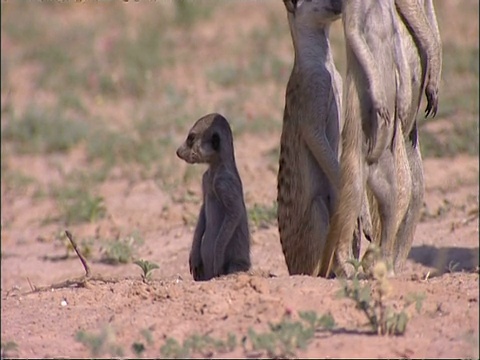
186 133 195 147
211 132 220 151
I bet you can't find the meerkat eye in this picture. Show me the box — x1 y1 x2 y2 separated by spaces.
211 132 220 151
186 133 195 147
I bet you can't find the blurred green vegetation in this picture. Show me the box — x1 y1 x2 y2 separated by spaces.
1 1 478 225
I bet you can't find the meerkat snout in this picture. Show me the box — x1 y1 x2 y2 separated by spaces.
176 132 198 163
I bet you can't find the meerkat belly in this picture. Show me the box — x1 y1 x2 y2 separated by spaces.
399 19 423 123
278 125 304 206
364 5 398 90
278 122 329 224
305 147 331 199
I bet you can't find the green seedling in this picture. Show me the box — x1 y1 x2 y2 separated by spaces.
248 202 278 230
75 326 124 357
160 332 237 359
100 231 143 265
337 253 426 336
246 310 335 358
134 259 160 282
1 341 18 358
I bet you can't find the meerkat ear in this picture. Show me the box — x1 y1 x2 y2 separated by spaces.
283 0 296 13
211 132 220 151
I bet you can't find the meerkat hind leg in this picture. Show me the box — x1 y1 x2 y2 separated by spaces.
352 192 375 264
306 195 331 276
366 152 398 274
394 132 424 271
330 166 365 278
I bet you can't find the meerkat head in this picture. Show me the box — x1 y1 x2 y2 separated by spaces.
176 113 234 165
283 0 342 25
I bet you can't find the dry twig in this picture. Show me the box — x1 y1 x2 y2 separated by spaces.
65 230 91 277
21 230 121 296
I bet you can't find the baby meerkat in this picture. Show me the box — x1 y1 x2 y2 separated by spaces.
176 113 251 281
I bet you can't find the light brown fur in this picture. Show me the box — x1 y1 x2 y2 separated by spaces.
319 0 413 277
395 0 442 118
277 0 343 275
390 0 441 270
351 0 442 275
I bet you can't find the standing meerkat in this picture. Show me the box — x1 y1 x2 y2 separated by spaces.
176 113 251 281
319 0 413 278
390 0 442 270
363 0 443 272
277 0 343 275
323 0 443 276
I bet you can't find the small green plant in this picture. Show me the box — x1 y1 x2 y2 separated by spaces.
134 259 160 282
246 310 334 358
131 327 156 357
174 0 214 27
248 202 278 229
1 340 18 358
337 254 425 336
160 332 237 359
64 194 106 225
132 342 146 357
1 105 88 154
420 118 479 158
100 231 144 265
140 328 154 346
160 337 190 359
52 183 107 225
0 169 36 194
75 326 124 357
206 62 239 87
159 310 334 358
298 310 336 331
100 239 133 265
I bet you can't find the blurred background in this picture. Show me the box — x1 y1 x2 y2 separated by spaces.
1 0 478 250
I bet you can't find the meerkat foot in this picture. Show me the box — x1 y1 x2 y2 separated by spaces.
225 260 251 276
425 83 438 118
332 251 357 279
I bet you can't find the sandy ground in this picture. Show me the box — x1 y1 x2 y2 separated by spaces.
1 144 478 358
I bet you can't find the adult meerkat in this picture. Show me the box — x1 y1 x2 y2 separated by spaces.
277 0 343 275
390 0 442 270
319 0 413 278
364 0 443 272
329 0 443 276
176 113 251 281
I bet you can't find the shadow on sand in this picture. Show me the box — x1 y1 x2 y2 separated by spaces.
408 245 479 275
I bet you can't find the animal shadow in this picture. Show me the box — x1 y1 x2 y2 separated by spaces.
408 245 479 275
